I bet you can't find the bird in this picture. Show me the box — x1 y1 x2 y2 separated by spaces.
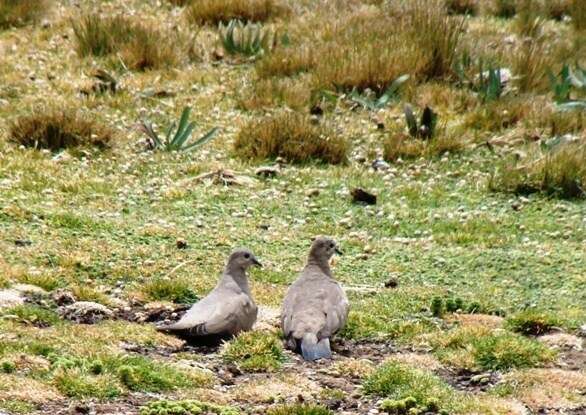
157 248 261 342
281 237 349 361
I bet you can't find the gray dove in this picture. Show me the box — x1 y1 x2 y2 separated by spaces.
157 248 261 341
281 237 349 361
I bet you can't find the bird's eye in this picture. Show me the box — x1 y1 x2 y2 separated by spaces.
244 253 250 259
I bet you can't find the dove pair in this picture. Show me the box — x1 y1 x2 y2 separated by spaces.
157 237 348 361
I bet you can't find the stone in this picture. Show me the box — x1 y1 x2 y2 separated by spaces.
13 284 47 296
176 238 188 249
255 166 280 178
58 301 113 324
51 289 76 306
0 289 24 309
305 188 320 197
351 188 377 205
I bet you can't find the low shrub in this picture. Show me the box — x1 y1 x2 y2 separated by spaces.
233 112 348 164
9 108 113 151
222 331 284 372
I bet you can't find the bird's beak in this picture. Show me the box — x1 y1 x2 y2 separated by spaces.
335 247 343 255
252 258 263 267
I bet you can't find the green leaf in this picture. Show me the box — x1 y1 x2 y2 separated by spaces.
173 122 196 150
173 107 191 144
182 127 220 151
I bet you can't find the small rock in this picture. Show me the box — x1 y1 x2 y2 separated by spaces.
255 166 280 178
310 104 323 116
579 324 586 337
470 374 491 384
176 238 188 249
14 239 32 247
305 188 320 197
384 277 399 288
511 201 522 211
51 289 76 306
355 155 367 164
351 188 377 205
0 289 24 309
371 159 390 171
339 218 352 228
58 301 113 324
13 284 47 296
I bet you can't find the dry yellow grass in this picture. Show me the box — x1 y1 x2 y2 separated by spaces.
185 0 287 25
0 0 49 29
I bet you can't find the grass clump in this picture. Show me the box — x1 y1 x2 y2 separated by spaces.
185 0 285 25
5 305 61 328
433 327 556 370
222 331 284 372
15 273 61 291
0 0 48 29
140 400 239 415
9 108 113 151
383 132 464 161
488 0 517 18
505 309 561 335
72 14 183 70
267 404 332 415
490 143 586 199
143 278 199 304
1 360 16 374
363 361 454 411
234 112 348 164
53 369 122 399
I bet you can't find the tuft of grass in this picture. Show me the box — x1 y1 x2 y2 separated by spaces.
140 400 239 415
1 360 16 374
52 369 122 399
433 327 556 370
266 404 332 415
222 331 284 372
240 77 311 110
71 14 183 70
445 0 478 16
0 0 48 29
255 46 315 79
472 332 556 370
70 285 111 305
15 273 61 292
363 361 454 411
5 305 61 328
490 143 586 199
514 0 544 38
512 38 551 93
383 132 464 162
233 112 348 164
505 309 562 335
0 400 37 415
143 278 199 304
9 108 113 151
463 98 532 131
185 0 285 25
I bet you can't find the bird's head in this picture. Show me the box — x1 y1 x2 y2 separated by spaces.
227 248 262 271
309 236 343 262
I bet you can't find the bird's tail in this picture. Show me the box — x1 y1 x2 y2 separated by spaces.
300 333 331 361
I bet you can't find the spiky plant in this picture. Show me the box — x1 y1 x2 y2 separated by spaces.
219 20 275 57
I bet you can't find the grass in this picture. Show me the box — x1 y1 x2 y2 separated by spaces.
383 131 465 161
140 400 239 415
445 0 478 16
571 0 586 31
1 0 586 413
222 331 285 372
4 305 61 328
363 361 455 412
185 0 285 25
142 277 199 304
432 326 557 370
505 309 562 335
71 14 184 70
266 404 332 415
490 143 586 199
233 112 348 164
0 0 48 29
8 108 114 151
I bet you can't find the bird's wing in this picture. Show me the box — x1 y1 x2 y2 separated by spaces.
160 290 220 331
203 292 252 335
322 282 349 337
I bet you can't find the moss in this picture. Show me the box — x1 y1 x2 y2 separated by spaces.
266 404 332 415
140 399 239 415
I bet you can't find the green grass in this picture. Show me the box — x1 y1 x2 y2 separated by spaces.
4 305 61 327
505 309 562 335
363 361 455 412
266 404 332 415
140 400 239 415
142 277 199 304
222 331 285 372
